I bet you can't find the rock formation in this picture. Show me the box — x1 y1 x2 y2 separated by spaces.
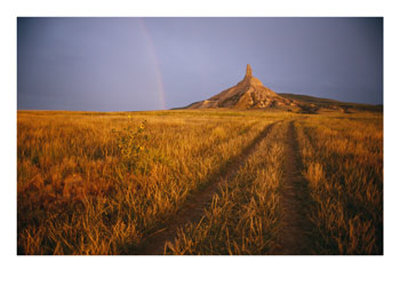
187 64 300 110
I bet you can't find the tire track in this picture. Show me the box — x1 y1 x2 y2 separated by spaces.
132 121 280 255
271 121 313 255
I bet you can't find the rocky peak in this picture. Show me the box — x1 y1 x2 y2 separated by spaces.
244 64 252 79
186 64 298 111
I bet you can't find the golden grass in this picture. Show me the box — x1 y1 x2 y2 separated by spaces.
165 123 285 254
17 110 284 254
295 113 383 254
17 110 383 255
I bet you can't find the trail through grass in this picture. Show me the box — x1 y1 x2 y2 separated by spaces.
17 110 383 255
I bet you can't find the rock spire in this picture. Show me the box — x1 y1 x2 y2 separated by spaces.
186 64 298 110
245 64 252 79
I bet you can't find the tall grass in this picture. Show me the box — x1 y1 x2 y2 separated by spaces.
165 123 286 254
295 113 383 254
17 110 284 254
17 110 383 255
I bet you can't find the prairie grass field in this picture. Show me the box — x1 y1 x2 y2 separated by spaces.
295 115 383 254
17 110 383 255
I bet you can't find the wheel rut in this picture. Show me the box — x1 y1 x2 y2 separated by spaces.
133 121 280 255
271 120 313 255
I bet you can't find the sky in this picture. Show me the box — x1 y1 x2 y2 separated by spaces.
17 17 383 111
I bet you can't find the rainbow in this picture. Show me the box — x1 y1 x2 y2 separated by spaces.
138 18 167 110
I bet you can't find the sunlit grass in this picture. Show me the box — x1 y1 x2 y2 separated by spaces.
17 110 383 255
17 110 286 254
295 113 383 254
165 123 286 254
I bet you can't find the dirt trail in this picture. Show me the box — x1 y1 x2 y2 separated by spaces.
133 121 279 255
271 121 313 255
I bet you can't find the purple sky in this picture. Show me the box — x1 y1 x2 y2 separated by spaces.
17 17 383 111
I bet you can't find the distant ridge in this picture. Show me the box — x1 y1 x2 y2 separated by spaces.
279 93 383 113
180 65 381 113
